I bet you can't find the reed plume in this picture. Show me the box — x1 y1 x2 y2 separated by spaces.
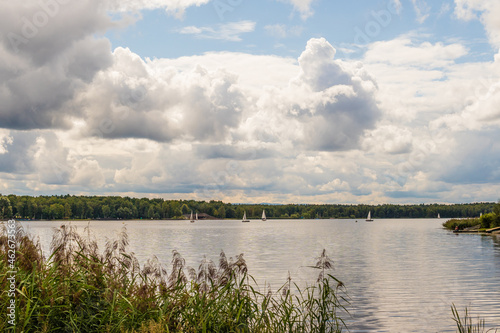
1 225 351 332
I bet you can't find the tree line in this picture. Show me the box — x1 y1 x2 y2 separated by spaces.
0 194 496 220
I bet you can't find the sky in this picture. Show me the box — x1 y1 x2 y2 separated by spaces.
1 0 500 204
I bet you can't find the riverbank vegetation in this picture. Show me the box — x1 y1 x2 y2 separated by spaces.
443 218 482 231
443 202 500 231
1 225 349 332
0 194 496 221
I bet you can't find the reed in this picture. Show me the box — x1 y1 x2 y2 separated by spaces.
451 304 499 333
1 224 349 332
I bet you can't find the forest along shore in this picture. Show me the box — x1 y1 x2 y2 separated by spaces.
0 194 497 221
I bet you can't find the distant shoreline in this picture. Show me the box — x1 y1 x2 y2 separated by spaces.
3 217 476 222
2 195 495 221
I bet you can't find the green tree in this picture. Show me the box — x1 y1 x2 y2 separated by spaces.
225 207 236 218
50 204 65 219
27 199 37 219
492 201 500 228
15 199 27 218
492 215 500 228
218 206 226 219
147 205 159 219
138 199 150 218
0 196 13 219
102 205 111 218
117 207 133 219
494 201 500 216
161 201 170 218
181 203 189 215
480 213 494 229
64 203 72 219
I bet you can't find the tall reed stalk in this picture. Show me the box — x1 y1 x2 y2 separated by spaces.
1 224 349 332
451 304 498 333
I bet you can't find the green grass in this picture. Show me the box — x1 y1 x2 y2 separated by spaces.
1 224 349 332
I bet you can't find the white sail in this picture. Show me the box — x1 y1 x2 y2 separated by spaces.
190 211 195 223
437 213 440 219
242 211 249 222
196 212 198 220
262 210 267 221
366 211 373 221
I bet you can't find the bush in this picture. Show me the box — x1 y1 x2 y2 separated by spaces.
442 218 480 231
492 214 500 228
479 213 494 229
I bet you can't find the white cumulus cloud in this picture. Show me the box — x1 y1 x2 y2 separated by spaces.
454 0 500 49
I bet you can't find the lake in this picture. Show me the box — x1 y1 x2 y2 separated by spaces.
19 218 500 332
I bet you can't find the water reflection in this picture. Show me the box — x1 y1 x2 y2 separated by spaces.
20 219 500 332
491 234 500 251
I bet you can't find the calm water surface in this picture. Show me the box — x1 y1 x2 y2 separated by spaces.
21 218 500 332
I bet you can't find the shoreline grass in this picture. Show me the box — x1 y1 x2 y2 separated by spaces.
1 225 349 332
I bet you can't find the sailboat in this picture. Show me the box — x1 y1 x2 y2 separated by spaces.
242 211 250 223
437 213 441 219
196 212 198 221
262 210 267 221
190 211 195 223
366 211 374 222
